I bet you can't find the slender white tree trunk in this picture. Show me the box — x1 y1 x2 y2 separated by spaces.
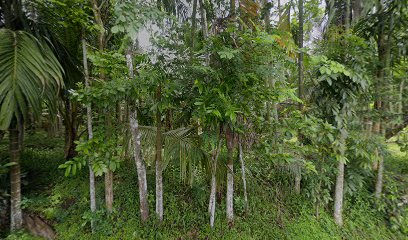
88 165 96 219
130 112 150 222
375 127 386 199
333 131 346 226
226 163 234 223
226 126 234 224
238 139 248 212
294 0 304 195
155 86 164 221
298 0 304 101
126 49 150 222
82 38 97 232
199 0 219 227
372 118 381 171
209 173 217 226
333 159 344 226
375 149 384 199
209 139 222 228
155 154 163 221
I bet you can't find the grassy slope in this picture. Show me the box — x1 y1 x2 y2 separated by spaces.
1 132 406 239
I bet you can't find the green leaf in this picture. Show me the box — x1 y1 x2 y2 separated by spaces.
111 25 120 33
3 162 17 167
0 29 63 130
72 164 77 175
65 165 71 177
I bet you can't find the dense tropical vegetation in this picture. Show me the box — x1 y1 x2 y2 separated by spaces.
0 0 408 239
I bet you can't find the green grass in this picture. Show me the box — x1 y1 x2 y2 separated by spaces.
1 132 407 239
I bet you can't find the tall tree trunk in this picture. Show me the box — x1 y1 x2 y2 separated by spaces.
9 122 22 231
294 0 304 195
298 0 303 103
238 138 248 212
91 0 105 53
82 38 97 232
209 137 222 228
105 169 113 212
155 86 164 221
198 0 211 81
325 0 335 27
399 79 405 121
374 147 384 199
124 103 131 158
199 0 208 40
47 114 57 138
372 99 381 171
333 159 345 226
352 0 362 24
105 112 114 213
199 1 220 227
199 0 210 78
199 0 219 226
130 111 150 222
209 166 217 227
333 128 346 226
190 0 198 58
225 125 234 225
126 49 150 222
17 117 24 152
372 6 386 172
102 95 114 209
345 0 350 30
63 99 78 159
333 1 353 210
263 0 271 30
91 0 114 212
264 0 279 133
374 9 393 199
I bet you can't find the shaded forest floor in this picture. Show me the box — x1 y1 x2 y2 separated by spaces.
1 132 407 239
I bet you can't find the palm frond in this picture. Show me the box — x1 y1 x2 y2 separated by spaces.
139 125 158 167
164 127 206 185
139 125 207 185
0 29 64 130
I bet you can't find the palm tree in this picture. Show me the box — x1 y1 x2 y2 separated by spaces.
0 29 63 231
139 124 206 221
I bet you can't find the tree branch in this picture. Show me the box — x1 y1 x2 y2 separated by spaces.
386 115 408 139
